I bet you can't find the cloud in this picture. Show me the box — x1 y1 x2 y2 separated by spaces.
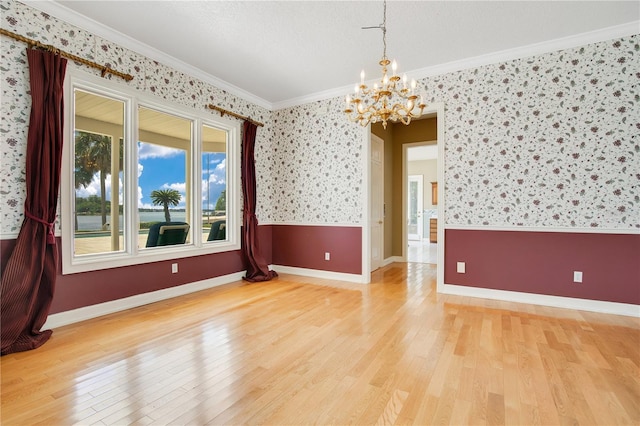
138 142 183 160
209 175 225 185
75 175 99 197
75 172 123 203
162 182 186 193
138 185 145 208
202 158 226 185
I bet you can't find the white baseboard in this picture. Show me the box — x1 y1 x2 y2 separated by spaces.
440 283 640 318
383 256 403 266
272 265 366 284
43 271 246 329
44 268 638 330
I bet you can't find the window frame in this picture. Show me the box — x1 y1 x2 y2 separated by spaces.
61 69 241 274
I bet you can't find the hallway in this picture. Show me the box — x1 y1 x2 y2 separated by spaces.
407 239 437 264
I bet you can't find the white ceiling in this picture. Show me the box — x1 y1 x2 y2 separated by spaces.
26 1 640 109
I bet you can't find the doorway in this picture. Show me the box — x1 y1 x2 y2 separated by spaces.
364 103 445 290
406 144 438 264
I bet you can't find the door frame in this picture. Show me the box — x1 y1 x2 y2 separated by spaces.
370 134 384 272
403 142 435 256
362 103 445 291
407 174 424 241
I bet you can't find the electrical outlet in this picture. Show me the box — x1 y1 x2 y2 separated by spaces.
325 252 330 261
457 262 466 274
172 263 178 274
573 271 582 283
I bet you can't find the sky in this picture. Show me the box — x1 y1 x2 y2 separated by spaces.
75 142 227 212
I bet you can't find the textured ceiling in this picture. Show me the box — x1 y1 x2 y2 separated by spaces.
26 1 640 108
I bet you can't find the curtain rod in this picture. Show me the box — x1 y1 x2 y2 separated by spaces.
207 104 264 127
0 28 134 82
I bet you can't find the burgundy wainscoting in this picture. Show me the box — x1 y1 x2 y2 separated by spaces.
271 225 362 275
1 224 275 314
50 248 245 314
444 229 640 305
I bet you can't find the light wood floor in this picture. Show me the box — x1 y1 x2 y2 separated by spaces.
2 263 639 425
407 240 437 264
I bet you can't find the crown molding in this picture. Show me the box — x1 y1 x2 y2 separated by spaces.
273 20 640 110
21 0 273 110
408 20 640 82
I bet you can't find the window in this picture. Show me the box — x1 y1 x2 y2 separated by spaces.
137 106 191 248
202 124 228 243
72 90 126 255
61 70 240 274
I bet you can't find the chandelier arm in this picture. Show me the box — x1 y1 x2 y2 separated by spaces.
393 101 426 115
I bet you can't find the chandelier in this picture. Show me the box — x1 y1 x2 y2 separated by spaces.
344 0 426 129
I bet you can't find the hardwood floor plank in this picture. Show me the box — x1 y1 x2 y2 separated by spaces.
374 388 408 425
487 391 506 426
2 263 638 425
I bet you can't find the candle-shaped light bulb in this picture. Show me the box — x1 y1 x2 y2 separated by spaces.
402 73 407 88
354 84 359 94
346 94 351 104
360 70 365 84
374 82 379 91
411 79 417 90
383 74 389 86
392 60 398 74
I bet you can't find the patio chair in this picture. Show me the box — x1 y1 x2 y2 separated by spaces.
207 219 226 241
146 222 190 247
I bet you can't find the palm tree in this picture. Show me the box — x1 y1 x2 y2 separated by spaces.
75 131 121 229
150 189 181 222
214 189 226 212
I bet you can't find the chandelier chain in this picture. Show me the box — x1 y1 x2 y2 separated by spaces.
382 0 387 60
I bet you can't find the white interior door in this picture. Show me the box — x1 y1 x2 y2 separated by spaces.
370 135 384 271
407 175 423 241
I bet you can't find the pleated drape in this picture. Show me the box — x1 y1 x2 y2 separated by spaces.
1 49 67 355
241 121 277 282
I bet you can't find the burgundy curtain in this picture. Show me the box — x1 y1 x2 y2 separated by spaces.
241 121 277 282
1 49 67 355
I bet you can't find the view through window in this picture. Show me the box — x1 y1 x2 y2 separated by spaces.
64 73 239 273
73 89 125 255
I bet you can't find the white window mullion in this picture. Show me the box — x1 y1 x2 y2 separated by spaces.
127 97 139 256
192 119 203 246
229 124 240 245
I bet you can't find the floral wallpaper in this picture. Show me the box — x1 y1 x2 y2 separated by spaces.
433 37 638 229
1 0 638 236
273 35 638 229
270 101 364 224
0 0 273 235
